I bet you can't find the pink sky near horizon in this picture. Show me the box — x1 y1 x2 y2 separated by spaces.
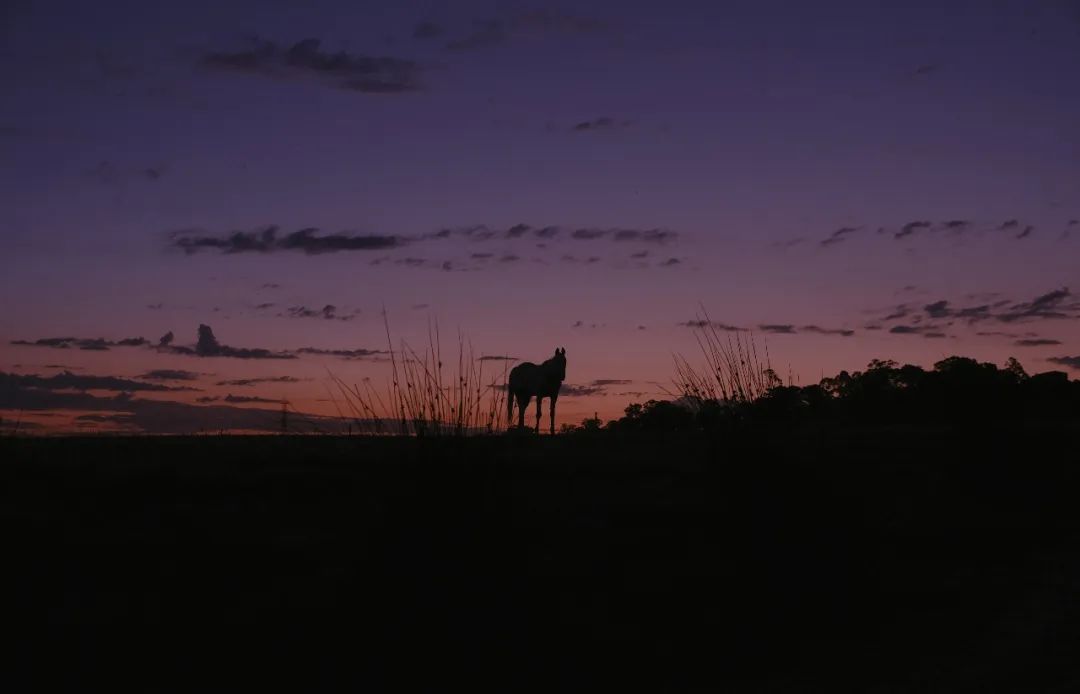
4 225 1078 433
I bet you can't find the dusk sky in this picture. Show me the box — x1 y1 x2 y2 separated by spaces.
2 0 1079 432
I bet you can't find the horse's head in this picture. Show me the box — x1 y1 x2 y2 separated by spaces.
551 347 567 381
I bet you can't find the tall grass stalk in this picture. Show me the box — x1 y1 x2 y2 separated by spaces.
326 312 508 436
671 307 774 406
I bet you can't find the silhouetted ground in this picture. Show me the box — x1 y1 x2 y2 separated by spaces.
5 429 1080 692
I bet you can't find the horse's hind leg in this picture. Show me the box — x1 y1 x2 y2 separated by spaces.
535 396 542 434
517 394 529 429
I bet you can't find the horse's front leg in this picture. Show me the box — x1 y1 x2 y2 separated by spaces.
549 394 558 435
535 395 542 434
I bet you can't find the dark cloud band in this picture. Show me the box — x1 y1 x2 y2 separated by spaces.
171 226 404 255
201 38 422 94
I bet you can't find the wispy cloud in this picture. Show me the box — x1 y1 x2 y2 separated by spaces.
1047 356 1080 371
806 218 1061 247
171 222 678 259
559 383 605 397
434 224 676 244
680 320 852 337
678 320 744 331
559 378 632 397
820 226 860 248
923 300 951 319
895 220 932 239
166 324 295 360
294 347 388 360
997 288 1076 322
198 394 283 405
15 323 399 366
889 324 947 338
284 304 358 321
215 376 302 387
882 305 913 321
874 288 1079 328
11 336 148 351
171 226 404 255
139 369 200 381
0 375 343 434
1 370 195 393
571 117 631 132
200 38 422 93
801 325 855 337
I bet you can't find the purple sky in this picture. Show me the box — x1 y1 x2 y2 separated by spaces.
2 0 1079 432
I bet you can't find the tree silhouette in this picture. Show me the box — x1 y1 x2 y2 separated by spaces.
608 356 1080 433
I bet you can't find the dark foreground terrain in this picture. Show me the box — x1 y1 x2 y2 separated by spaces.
4 429 1080 692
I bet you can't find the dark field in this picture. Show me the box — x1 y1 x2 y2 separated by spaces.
5 430 1080 692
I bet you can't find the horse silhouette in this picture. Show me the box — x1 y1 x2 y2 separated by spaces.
508 348 566 434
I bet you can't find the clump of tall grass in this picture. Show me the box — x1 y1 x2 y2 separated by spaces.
325 313 508 436
671 308 776 406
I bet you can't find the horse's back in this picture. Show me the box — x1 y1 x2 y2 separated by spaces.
509 362 537 390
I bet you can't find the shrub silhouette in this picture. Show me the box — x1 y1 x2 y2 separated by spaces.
613 356 1080 433
608 400 696 432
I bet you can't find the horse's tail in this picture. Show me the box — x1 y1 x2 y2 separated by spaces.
507 387 514 424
